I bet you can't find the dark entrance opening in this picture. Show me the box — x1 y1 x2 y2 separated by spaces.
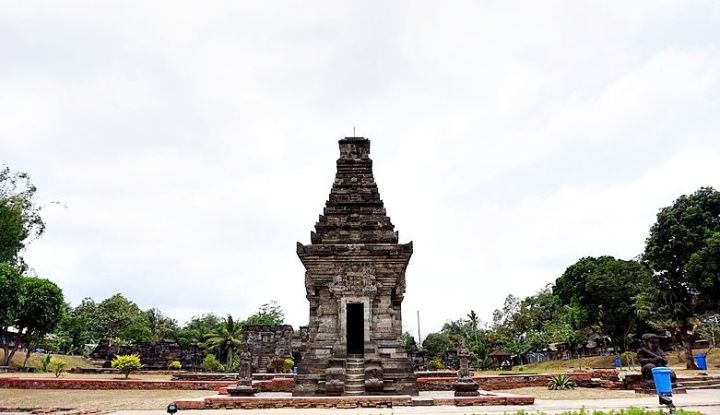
346 303 364 355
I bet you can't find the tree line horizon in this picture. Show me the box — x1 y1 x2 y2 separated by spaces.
1 165 719 370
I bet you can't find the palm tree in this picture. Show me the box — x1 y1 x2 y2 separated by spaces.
466 310 480 332
204 314 243 369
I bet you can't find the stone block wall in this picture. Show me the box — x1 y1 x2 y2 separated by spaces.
242 325 293 373
90 340 202 369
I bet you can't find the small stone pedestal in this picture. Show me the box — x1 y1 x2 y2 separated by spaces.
228 349 257 396
226 379 257 396
453 341 480 397
453 377 480 397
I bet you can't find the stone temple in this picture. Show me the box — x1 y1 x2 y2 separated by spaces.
293 137 417 396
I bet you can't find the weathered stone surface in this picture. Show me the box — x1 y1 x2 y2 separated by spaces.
173 393 535 410
453 341 479 396
364 359 384 393
242 325 293 373
90 340 202 370
0 377 232 390
638 333 677 388
294 137 416 396
227 349 256 396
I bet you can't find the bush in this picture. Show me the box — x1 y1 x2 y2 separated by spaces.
621 351 637 366
268 356 294 373
202 354 226 372
41 354 52 372
111 354 143 379
429 357 446 370
548 374 576 390
47 357 67 378
284 358 294 372
168 360 182 370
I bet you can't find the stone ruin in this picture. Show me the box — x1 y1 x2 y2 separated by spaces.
90 340 203 369
226 349 256 396
293 137 417 396
242 324 293 373
452 341 480 396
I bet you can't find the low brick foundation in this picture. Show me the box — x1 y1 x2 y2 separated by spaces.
417 370 622 391
0 369 623 393
174 393 535 409
0 377 234 391
218 377 295 394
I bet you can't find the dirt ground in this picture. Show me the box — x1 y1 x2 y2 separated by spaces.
0 387 642 411
503 386 643 400
0 373 173 380
0 389 211 410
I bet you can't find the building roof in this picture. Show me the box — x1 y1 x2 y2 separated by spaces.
309 137 399 245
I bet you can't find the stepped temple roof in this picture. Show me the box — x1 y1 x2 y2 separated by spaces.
310 137 399 245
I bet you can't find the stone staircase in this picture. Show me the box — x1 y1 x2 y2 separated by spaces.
677 376 720 390
344 356 365 396
257 356 269 373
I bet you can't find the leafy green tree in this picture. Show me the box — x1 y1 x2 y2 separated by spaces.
492 294 521 331
517 288 560 334
2 276 64 365
244 301 285 325
644 187 720 368
400 331 418 353
204 314 243 367
95 294 149 342
422 331 452 364
0 263 23 364
424 317 491 368
553 256 655 350
0 166 45 267
174 313 222 348
55 298 99 354
145 308 178 342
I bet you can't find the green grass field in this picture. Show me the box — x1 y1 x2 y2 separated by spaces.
514 348 719 373
4 351 95 370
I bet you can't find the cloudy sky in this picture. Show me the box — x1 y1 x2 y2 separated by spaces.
2 1 720 338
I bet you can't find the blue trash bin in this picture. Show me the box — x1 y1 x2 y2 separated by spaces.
694 353 707 370
613 356 622 367
651 367 673 396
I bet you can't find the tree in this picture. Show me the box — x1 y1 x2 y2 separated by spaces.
174 313 222 348
204 314 243 367
553 256 655 350
644 187 720 368
55 298 99 354
422 332 452 364
145 308 178 343
244 301 285 326
2 276 64 365
401 331 418 353
0 166 45 267
441 317 490 368
94 294 149 342
466 310 480 332
0 263 23 364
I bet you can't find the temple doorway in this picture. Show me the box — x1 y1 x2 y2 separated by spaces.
346 303 364 355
